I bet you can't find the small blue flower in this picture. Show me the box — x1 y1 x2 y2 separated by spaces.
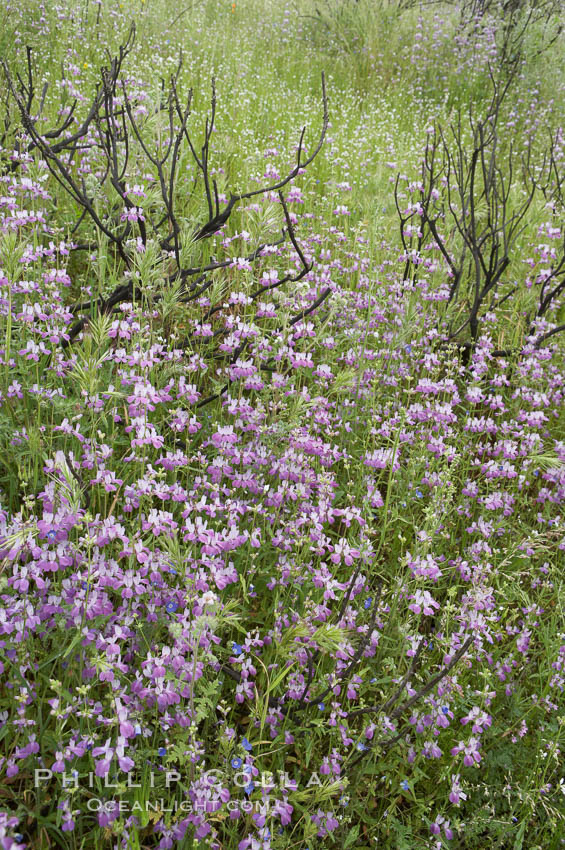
364 597 372 610
165 601 178 614
428 641 433 650
47 530 57 542
339 795 349 806
415 489 423 498
249 584 254 591
244 781 255 795
401 780 409 790
241 737 253 752
318 702 325 711
405 344 412 353
231 757 243 769
134 724 142 736
169 567 177 575
370 677 377 683
356 742 367 752
232 642 243 655
442 706 450 715
512 817 518 823
158 747 167 757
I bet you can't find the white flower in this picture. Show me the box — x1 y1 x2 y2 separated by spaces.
201 591 218 607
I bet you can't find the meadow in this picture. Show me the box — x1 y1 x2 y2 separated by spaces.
0 0 564 847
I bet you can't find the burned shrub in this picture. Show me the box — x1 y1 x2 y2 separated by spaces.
2 25 329 407
395 69 565 362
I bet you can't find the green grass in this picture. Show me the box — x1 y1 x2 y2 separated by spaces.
0 1 565 848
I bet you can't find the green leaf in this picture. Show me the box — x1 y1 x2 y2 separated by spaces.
344 824 361 848
37 629 84 671
513 820 526 850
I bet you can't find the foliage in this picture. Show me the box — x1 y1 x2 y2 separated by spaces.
0 1 564 849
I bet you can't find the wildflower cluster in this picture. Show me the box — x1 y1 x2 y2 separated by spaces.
0 0 564 848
